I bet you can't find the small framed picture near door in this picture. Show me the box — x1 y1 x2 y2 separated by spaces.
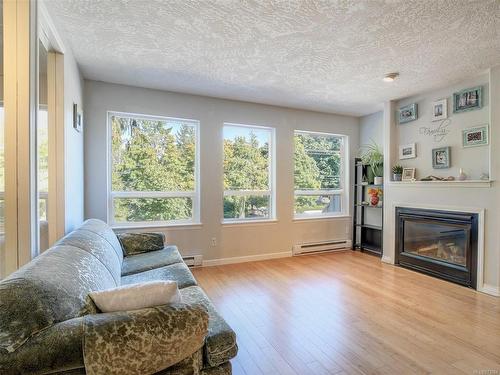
73 103 83 132
432 99 447 121
432 146 450 169
399 143 416 159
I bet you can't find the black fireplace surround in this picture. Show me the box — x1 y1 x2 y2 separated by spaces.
395 207 478 288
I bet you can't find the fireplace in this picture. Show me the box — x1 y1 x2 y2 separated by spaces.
395 207 478 288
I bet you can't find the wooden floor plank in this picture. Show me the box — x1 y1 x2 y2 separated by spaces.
192 251 500 374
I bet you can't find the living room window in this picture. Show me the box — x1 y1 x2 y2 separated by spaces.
109 112 199 227
294 130 347 218
223 123 275 222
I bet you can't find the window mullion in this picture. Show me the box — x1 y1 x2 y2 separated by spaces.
223 190 270 197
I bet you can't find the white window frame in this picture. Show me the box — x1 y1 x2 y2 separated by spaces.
222 122 276 223
107 111 200 228
293 130 349 219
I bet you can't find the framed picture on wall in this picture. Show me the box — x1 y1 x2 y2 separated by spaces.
431 99 447 121
453 86 482 113
462 124 488 148
399 143 416 159
432 146 450 169
402 168 416 181
399 103 418 124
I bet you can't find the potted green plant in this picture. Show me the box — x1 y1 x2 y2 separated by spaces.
360 141 383 184
392 164 403 181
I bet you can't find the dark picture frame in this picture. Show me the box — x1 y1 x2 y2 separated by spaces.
73 103 82 132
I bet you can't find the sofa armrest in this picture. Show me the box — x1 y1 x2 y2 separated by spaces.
83 303 209 375
117 232 165 256
0 303 208 375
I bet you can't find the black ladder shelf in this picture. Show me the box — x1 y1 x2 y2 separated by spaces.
352 158 383 257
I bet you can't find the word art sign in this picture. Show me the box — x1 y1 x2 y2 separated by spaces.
419 119 451 142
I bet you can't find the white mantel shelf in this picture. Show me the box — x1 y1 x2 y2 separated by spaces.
386 180 492 188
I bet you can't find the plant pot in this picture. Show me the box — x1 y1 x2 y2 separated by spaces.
366 168 375 184
393 173 402 181
374 176 383 185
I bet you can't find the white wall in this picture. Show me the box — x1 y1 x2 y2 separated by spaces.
359 111 384 227
382 69 500 296
62 44 85 232
397 74 489 180
359 111 383 147
84 80 360 262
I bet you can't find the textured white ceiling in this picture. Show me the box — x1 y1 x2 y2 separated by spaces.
45 0 500 116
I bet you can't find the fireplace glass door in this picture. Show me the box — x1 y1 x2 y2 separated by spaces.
396 207 477 288
403 221 468 267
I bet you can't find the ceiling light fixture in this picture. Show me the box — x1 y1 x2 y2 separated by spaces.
383 72 399 82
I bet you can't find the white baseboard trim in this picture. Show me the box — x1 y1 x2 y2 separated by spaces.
381 255 393 264
478 283 500 297
202 251 292 267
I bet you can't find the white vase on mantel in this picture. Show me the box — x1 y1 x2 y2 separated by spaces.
374 176 383 185
458 168 467 181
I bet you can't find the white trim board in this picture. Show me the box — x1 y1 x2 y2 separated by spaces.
202 251 292 267
480 284 500 297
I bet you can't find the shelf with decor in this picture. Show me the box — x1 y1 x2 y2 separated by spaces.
352 157 383 257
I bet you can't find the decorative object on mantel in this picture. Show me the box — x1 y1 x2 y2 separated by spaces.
431 98 447 121
457 168 467 181
361 174 368 185
367 188 382 207
419 119 451 142
399 143 416 159
402 168 416 181
462 124 488 147
359 140 383 184
392 165 403 181
432 146 450 169
73 103 83 132
453 86 482 113
420 175 455 181
480 173 489 181
399 103 418 124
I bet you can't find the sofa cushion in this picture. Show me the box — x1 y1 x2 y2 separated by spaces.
117 232 165 256
78 219 124 266
56 229 122 285
0 317 85 374
121 246 183 276
201 362 232 375
179 286 238 368
0 246 116 353
121 263 197 289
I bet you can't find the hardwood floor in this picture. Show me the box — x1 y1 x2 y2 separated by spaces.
192 250 500 375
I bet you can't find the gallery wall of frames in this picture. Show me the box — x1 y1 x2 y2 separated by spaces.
393 73 490 182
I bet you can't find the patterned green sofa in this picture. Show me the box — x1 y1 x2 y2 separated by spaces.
0 219 237 374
